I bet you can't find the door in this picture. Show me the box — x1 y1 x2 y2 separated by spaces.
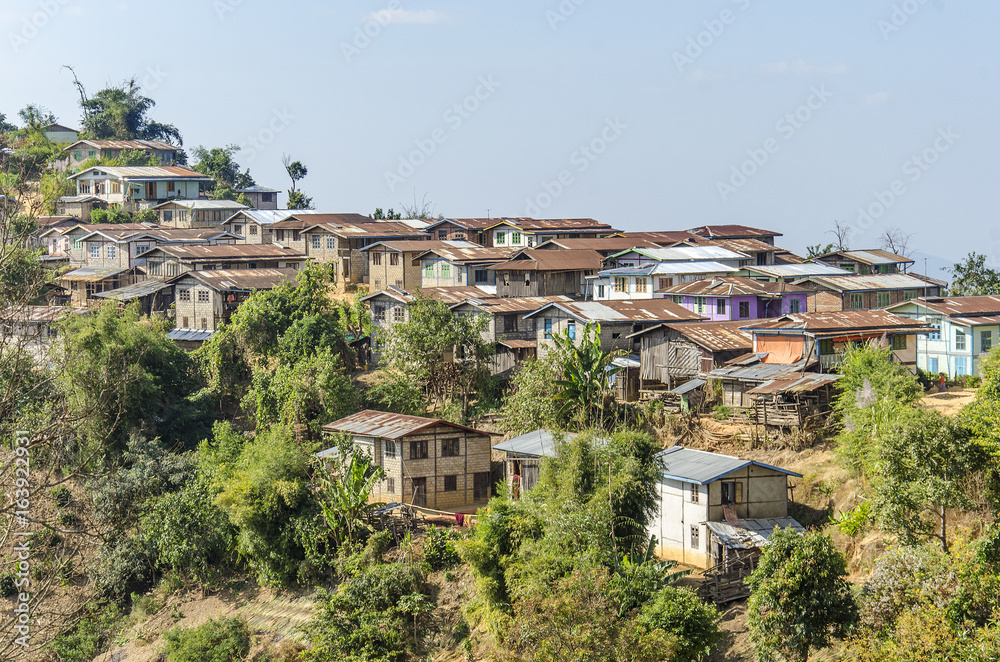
474 472 490 501
410 477 427 507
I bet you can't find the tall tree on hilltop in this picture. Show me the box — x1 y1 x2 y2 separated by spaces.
67 67 183 145
283 154 313 209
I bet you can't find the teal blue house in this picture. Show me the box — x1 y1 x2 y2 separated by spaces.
885 296 1000 377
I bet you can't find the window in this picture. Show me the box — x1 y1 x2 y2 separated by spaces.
386 477 395 493
904 290 917 300
200 317 208 330
690 525 699 550
524 274 531 287
389 252 399 266
473 472 490 500
982 330 993 353
504 314 517 333
738 301 750 318
79 183 91 194
929 357 939 373
425 264 434 278
956 330 967 350
438 230 448 240
612 332 621 339
292 230 300 241
658 277 673 290
614 277 627 293
511 232 521 244
166 263 178 277
73 239 82 250
789 298 800 314
197 289 209 303
442 438 460 457
634 278 647 294
567 320 576 340
73 150 81 160
111 181 121 194
819 339 835 355
409 439 428 459
475 269 488 283
312 236 320 249
178 288 190 302
136 243 149 256
690 483 700 503
877 291 891 307
374 305 386 322
181 317 189 328
371 252 382 266
716 299 726 315
671 295 682 304
850 293 864 309
956 356 968 376
441 263 451 278
495 231 505 244
544 319 553 339
393 306 404 322
88 150 95 158
694 297 706 314
384 440 396 457
326 236 334 249
250 225 258 236
597 285 605 298
929 322 941 340
89 244 100 260
892 335 907 350
721 481 743 506
106 245 116 260
444 475 457 491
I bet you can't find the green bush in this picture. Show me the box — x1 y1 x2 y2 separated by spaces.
636 586 722 662
831 501 871 536
424 525 461 570
711 404 732 421
48 602 122 662
51 486 72 508
163 617 252 662
0 571 16 597
59 511 81 527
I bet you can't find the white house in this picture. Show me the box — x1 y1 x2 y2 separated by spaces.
648 446 802 569
68 166 212 210
886 295 1000 377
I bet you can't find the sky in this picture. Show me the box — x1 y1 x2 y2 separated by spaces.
2 0 996 277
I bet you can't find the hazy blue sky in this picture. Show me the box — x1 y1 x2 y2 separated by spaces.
2 1 995 273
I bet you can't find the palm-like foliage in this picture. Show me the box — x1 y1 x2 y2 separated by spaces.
551 322 625 428
80 77 183 145
313 446 385 545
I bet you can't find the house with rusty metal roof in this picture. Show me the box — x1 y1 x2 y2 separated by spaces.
153 199 249 229
743 309 931 373
409 244 513 290
648 445 802 574
76 227 241 270
886 295 1000 378
592 245 746 301
524 298 705 359
813 248 915 275
660 277 811 321
737 262 852 282
685 225 783 245
139 243 307 280
68 166 213 210
800 272 943 312
1 305 89 361
169 268 299 333
479 217 621 249
62 139 181 171
533 236 661 256
488 248 602 298
320 410 495 512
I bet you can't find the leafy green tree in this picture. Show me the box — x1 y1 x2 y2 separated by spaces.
805 243 836 259
192 144 254 203
371 207 402 220
365 369 426 416
746 528 857 662
946 252 1000 296
0 112 16 133
551 322 624 429
498 353 565 434
870 410 985 552
40 169 76 214
162 617 251 662
17 104 56 131
381 294 494 420
960 346 1000 458
636 586 722 662
77 76 183 144
287 189 314 210
283 154 313 209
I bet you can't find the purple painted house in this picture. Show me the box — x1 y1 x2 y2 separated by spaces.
661 277 811 321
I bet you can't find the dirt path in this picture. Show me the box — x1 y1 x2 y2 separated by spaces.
918 387 976 416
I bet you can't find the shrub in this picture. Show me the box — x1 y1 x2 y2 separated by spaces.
48 602 122 662
51 486 72 508
162 617 252 662
59 511 81 527
831 501 871 536
424 525 461 570
636 586 722 662
711 404 732 421
0 571 16 597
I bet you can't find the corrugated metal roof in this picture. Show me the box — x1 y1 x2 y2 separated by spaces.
69 166 212 180
92 279 173 300
453 295 570 314
705 518 805 550
236 185 280 193
484 217 617 233
535 237 660 252
498 339 537 349
618 231 708 245
599 261 738 277
705 238 779 255
820 249 913 265
670 378 706 395
59 266 129 282
748 310 931 334
525 299 705 323
174 268 299 291
662 277 810 296
168 328 216 341
492 429 577 458
489 249 603 272
360 240 471 253
414 245 514 264
687 225 782 239
362 285 497 305
747 373 840 395
322 409 490 440
631 320 755 352
612 245 747 262
154 200 248 210
612 353 641 369
807 273 934 292
890 295 1000 318
150 244 306 260
65 139 179 151
740 263 851 278
708 361 811 382
1 305 88 323
657 446 802 485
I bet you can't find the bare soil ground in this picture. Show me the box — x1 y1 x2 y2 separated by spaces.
918 386 977 416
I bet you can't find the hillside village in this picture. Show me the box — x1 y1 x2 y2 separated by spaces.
3 84 1000 662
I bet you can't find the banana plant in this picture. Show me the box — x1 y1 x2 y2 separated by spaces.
551 322 626 428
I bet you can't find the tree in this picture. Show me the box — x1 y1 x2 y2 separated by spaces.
551 322 624 429
283 154 313 209
0 111 16 133
879 225 914 258
806 243 836 259
17 104 56 132
946 252 1000 296
312 435 385 545
746 528 857 662
381 294 494 419
399 191 439 219
961 346 1000 458
371 207 401 220
74 74 182 145
828 219 851 251
192 145 254 203
870 410 984 552
498 352 565 434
